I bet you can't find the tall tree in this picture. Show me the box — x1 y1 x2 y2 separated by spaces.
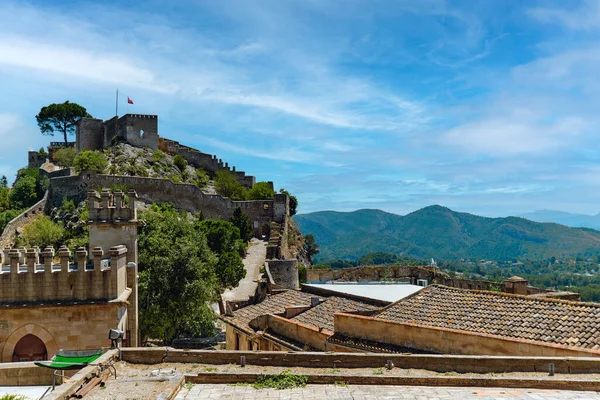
230 207 253 242
304 234 320 264
36 101 92 145
279 188 298 216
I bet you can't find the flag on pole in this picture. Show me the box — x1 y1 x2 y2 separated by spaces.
127 97 134 104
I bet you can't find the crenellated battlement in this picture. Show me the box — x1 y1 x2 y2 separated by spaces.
0 244 131 304
87 188 138 223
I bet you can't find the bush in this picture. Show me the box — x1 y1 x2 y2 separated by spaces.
247 182 275 200
38 147 48 157
214 170 246 200
151 150 166 162
174 154 187 171
60 198 76 213
74 150 108 173
54 147 76 168
194 168 210 188
253 373 308 390
22 215 65 248
279 189 298 216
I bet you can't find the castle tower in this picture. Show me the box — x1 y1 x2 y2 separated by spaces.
87 188 140 346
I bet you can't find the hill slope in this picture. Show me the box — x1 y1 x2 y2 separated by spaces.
294 206 600 261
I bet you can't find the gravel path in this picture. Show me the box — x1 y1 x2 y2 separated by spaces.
221 239 267 303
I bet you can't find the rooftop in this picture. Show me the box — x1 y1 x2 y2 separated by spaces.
222 290 379 334
291 296 378 332
303 282 424 302
374 285 600 350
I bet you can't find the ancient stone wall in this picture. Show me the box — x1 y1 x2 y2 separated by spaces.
158 138 255 188
76 118 105 152
0 244 130 303
266 259 299 290
0 304 123 363
48 174 275 232
27 151 46 169
0 194 47 249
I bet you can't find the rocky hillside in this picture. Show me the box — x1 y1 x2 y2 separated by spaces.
294 206 600 261
103 144 214 193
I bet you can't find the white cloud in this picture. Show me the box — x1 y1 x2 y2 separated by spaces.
528 1 600 30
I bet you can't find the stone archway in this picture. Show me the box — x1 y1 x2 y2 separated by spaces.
2 324 57 363
12 334 47 362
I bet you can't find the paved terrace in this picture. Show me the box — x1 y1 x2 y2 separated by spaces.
180 384 600 399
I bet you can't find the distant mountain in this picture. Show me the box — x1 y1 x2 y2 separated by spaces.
294 206 600 261
517 210 600 230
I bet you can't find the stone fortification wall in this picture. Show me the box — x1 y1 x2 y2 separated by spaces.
266 259 299 290
307 265 435 284
28 151 46 169
76 118 105 152
48 173 275 234
0 244 130 304
158 138 255 188
0 194 47 249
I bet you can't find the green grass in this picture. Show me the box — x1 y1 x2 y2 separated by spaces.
252 373 308 390
372 368 384 375
204 367 217 372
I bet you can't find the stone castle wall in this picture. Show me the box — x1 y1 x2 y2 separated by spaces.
158 138 255 188
0 244 130 304
48 173 277 236
0 194 47 249
76 114 255 187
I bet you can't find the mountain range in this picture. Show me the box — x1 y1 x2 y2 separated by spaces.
518 210 600 230
293 206 600 261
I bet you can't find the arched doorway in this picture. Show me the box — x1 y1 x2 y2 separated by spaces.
12 334 47 362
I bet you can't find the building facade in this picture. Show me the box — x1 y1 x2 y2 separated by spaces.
0 189 139 362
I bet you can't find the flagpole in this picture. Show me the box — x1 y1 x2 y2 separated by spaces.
115 88 119 139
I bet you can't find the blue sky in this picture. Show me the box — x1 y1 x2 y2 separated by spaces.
1 0 600 217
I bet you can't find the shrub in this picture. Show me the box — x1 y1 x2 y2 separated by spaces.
194 168 210 188
0 209 20 232
38 147 48 157
22 215 65 248
60 198 76 214
54 147 76 168
214 170 246 200
174 154 187 171
230 207 253 242
253 373 308 390
151 150 166 162
247 182 275 200
73 150 108 173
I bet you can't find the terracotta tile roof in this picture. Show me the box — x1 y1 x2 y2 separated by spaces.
291 297 378 332
374 285 600 350
222 290 315 333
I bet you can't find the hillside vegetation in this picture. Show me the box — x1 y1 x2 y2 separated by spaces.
294 206 600 261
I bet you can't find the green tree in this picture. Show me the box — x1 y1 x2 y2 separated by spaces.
247 182 275 200
0 209 20 232
138 204 219 343
0 187 9 213
279 189 298 216
22 216 65 248
36 101 92 145
9 176 37 209
304 234 320 264
196 219 241 254
214 169 247 200
0 176 7 188
54 147 77 168
73 150 108 173
230 207 253 242
215 251 246 288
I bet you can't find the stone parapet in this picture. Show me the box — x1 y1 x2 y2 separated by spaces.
0 244 130 304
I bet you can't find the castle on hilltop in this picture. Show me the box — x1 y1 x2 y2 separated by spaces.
0 189 139 362
76 114 255 187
